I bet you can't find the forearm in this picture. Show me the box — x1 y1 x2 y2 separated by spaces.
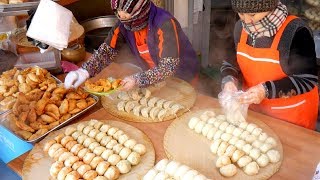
133 57 180 87
81 43 118 77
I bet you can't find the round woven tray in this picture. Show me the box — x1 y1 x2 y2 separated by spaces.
101 78 197 123
163 108 283 180
22 120 156 180
305 7 320 23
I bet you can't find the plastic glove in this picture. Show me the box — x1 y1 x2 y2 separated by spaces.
239 84 267 104
120 76 136 91
64 68 89 89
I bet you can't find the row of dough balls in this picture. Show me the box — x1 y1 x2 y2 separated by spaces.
117 88 152 101
44 138 121 180
143 159 211 180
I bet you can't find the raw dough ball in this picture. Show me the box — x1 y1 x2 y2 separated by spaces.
116 160 132 174
101 149 113 161
219 121 229 131
260 143 273 153
252 140 263 149
224 145 237 157
219 164 237 177
113 130 124 140
266 137 277 147
76 134 87 144
239 122 248 129
252 128 262 137
155 159 169 172
77 148 90 160
118 134 130 145
119 147 132 160
200 113 209 122
258 132 268 142
246 123 257 133
242 144 253 154
83 153 96 164
124 139 137 149
237 155 252 168
132 143 146 155
77 164 91 176
188 117 200 129
243 162 259 175
71 131 82 140
267 149 281 163
165 161 181 176
202 124 214 137
245 134 257 144
143 169 158 180
154 171 169 180
89 142 100 151
213 130 223 140
93 146 107 156
182 170 199 180
106 139 118 149
57 167 73 180
206 127 218 140
90 157 104 169
216 114 226 121
216 156 231 168
195 120 206 134
221 133 232 142
213 120 223 128
207 117 217 124
108 154 121 166
50 161 64 178
83 126 94 135
112 144 124 154
83 137 95 148
256 154 269 167
127 152 141 165
210 139 222 154
107 127 119 136
96 161 110 176
232 128 244 137
194 174 208 180
217 142 229 156
88 129 100 138
100 124 111 133
249 148 261 160
240 131 250 140
228 137 239 145
64 156 80 167
235 139 246 150
94 121 104 130
104 166 120 180
65 171 80 180
65 127 77 136
72 161 84 171
231 150 245 163
174 165 190 179
77 123 86 132
225 125 236 134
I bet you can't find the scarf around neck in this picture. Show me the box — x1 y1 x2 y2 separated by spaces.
242 2 288 44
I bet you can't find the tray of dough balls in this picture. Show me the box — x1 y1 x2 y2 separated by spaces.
0 67 98 143
163 109 283 179
143 159 212 180
101 77 196 123
22 119 155 180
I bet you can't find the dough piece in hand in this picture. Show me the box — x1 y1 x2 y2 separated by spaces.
127 152 141 165
237 155 252 168
221 133 232 142
108 154 121 166
57 167 73 180
260 143 272 153
155 159 169 172
210 139 222 154
249 148 261 160
116 160 132 174
194 120 206 134
256 154 269 167
104 166 120 180
231 149 245 163
216 155 231 168
165 161 181 176
243 162 259 176
217 141 229 156
143 169 158 180
266 137 277 147
133 143 147 155
213 130 223 140
267 149 281 163
219 164 237 177
252 128 262 137
188 117 200 129
235 139 246 150
225 124 236 134
50 161 64 178
232 128 244 137
242 144 253 154
201 124 214 137
206 127 218 140
258 132 268 142
224 145 237 157
246 123 257 133
174 165 190 179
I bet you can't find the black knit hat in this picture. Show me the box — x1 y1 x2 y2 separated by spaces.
231 0 279 13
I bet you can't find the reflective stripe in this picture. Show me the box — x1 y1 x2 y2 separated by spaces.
139 50 149 54
271 100 306 110
237 52 279 64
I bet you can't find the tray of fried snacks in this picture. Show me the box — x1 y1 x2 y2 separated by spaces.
22 119 155 180
84 78 122 96
0 66 99 143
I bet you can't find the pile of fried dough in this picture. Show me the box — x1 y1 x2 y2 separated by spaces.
84 78 122 93
0 67 96 141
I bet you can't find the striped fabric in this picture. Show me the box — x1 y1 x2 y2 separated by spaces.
242 2 288 45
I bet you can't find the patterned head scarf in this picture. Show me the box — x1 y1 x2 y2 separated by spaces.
111 0 151 31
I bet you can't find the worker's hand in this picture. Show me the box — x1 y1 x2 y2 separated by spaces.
64 68 89 89
239 84 266 104
223 81 238 93
120 76 137 91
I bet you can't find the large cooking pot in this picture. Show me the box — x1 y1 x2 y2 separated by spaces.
81 15 118 53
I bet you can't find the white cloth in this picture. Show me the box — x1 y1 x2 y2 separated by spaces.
26 0 73 50
64 68 89 89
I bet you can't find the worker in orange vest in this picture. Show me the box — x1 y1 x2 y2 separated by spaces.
220 0 319 130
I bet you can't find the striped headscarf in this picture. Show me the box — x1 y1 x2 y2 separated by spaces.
111 0 151 31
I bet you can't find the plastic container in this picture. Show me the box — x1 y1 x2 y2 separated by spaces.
14 49 62 73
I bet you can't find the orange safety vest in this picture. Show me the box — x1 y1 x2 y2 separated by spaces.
134 27 155 68
237 15 319 130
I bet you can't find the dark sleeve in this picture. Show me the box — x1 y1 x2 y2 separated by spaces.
264 27 318 99
220 20 242 81
81 22 125 76
133 19 180 87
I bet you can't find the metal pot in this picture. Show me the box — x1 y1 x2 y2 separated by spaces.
61 44 86 62
81 16 118 53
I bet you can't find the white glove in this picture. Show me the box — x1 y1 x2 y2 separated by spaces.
64 68 89 89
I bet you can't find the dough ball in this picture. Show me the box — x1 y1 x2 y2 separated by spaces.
188 117 200 129
112 144 124 154
239 131 250 140
165 161 181 176
206 127 218 140
237 155 252 168
108 154 121 166
266 137 277 147
219 121 230 131
246 123 257 133
94 176 108 180
76 164 91 176
83 137 95 148
252 140 263 149
107 127 119 136
90 156 104 169
256 154 269 167
71 131 82 140
252 128 262 137
235 139 246 150
106 139 118 149
203 110 216 117
224 145 237 157
50 161 64 178
83 170 98 180
155 159 169 172
194 120 206 134
83 126 94 135
95 132 107 142
116 160 132 174
219 164 237 177
231 150 245 163
221 133 232 142
104 166 120 180
217 142 229 156
101 149 113 161
242 144 253 154
93 146 107 156
113 130 124 140
245 134 257 144
143 169 158 180
228 137 239 145
260 143 273 153
182 170 199 180
210 139 222 154
200 113 209 122
232 128 244 137
64 156 80 167
118 134 130 145
83 153 96 164
216 156 231 168
88 142 100 152
243 162 259 175
133 143 147 155
207 117 217 124
124 139 137 149
127 152 141 165
76 134 87 144
77 123 86 132
239 122 248 129
88 129 100 139
93 121 104 130
249 148 261 160
154 171 169 180
65 171 80 180
216 114 226 121
100 136 112 146
213 130 223 140
174 165 190 179
213 120 223 128
267 149 281 163
258 132 268 142
194 174 208 180
57 167 73 180
202 124 214 137
119 147 132 160
96 161 110 176
225 125 236 134
65 127 77 136
100 124 111 133
77 148 89 160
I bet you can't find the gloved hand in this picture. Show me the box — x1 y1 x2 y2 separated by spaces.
120 76 137 91
239 83 267 104
64 68 89 89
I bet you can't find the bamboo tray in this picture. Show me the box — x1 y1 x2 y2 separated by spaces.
22 120 156 180
163 108 283 180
